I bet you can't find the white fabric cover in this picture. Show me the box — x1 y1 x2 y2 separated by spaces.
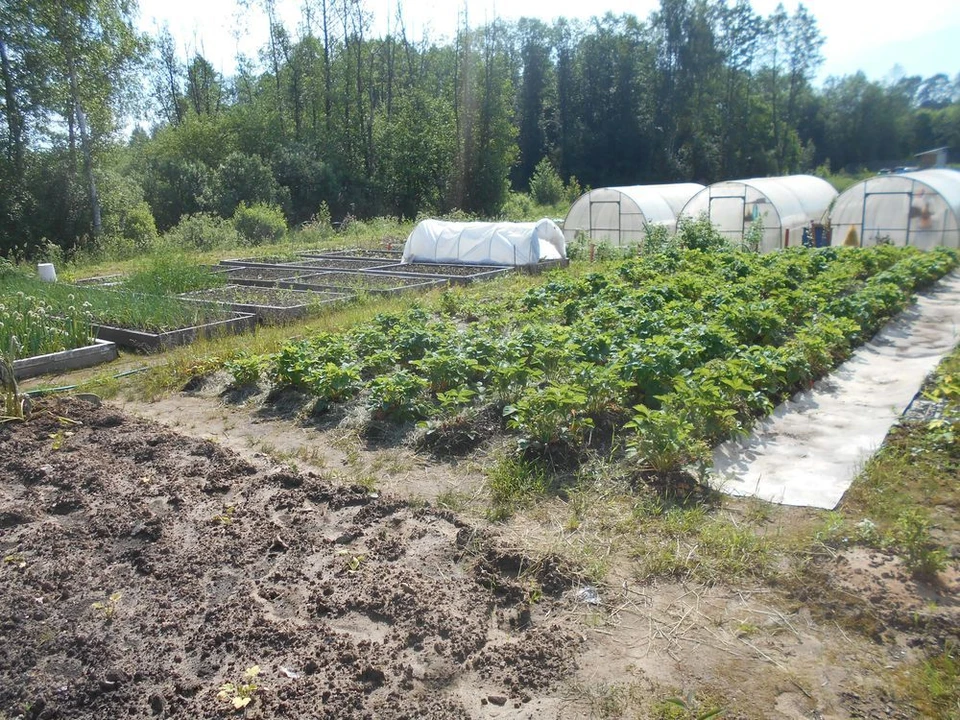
828 169 960 249
402 218 566 266
562 183 705 247
680 175 838 253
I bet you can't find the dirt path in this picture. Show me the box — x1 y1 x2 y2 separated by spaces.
3 386 954 718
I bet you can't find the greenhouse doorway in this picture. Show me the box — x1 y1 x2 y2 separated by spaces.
861 189 912 245
588 200 622 245
707 193 746 241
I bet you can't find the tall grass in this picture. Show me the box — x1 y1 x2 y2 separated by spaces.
1 272 233 333
122 253 227 295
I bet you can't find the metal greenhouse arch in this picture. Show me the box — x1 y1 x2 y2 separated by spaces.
562 183 705 248
828 169 960 249
679 175 838 253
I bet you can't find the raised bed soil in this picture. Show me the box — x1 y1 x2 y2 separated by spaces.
181 286 350 324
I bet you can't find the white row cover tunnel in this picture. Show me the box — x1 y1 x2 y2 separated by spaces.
562 183 705 248
402 218 566 267
678 175 839 253
829 169 960 249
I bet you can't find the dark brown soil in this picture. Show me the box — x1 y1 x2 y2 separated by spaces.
288 259 398 271
184 286 327 308
295 272 440 291
381 264 510 278
0 398 582 719
220 267 316 282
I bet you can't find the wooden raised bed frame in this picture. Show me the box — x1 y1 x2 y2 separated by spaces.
13 339 118 380
180 287 352 324
93 313 256 352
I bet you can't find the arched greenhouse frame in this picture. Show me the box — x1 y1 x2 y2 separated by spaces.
679 175 838 253
828 169 960 249
562 183 705 248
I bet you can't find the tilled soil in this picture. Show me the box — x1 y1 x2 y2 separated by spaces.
0 398 582 719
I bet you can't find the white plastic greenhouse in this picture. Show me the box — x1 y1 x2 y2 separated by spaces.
828 169 960 249
679 175 838 253
401 218 566 267
562 183 705 247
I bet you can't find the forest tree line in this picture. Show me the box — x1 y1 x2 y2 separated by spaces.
1 0 959 258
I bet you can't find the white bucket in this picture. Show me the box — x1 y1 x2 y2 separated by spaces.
38 263 57 282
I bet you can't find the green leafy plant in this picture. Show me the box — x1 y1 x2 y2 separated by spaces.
225 353 264 387
0 337 27 423
625 406 710 480
218 665 261 710
91 591 122 620
504 382 594 453
213 506 236 525
893 508 948 578
366 371 429 422
661 689 724 719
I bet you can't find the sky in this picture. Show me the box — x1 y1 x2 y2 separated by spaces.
136 0 960 84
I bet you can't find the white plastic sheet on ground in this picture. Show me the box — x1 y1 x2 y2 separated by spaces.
402 218 566 267
710 272 960 509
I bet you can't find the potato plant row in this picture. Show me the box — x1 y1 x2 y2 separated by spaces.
238 245 958 469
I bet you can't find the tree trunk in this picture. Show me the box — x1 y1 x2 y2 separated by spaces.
322 0 331 136
67 53 101 238
0 34 24 178
264 0 286 136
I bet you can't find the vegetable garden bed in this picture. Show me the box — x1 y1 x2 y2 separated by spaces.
180 285 351 324
12 339 118 380
300 248 404 260
231 244 959 477
520 258 570 274
218 254 305 267
281 271 444 295
280 257 399 271
73 274 124 286
2 274 237 339
367 262 514 284
94 313 256 352
218 266 319 284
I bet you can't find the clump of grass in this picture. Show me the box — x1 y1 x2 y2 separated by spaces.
486 455 549 521
894 643 960 720
632 509 773 583
122 253 226 295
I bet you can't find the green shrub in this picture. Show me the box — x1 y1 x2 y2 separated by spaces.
676 214 730 253
233 203 288 245
529 158 565 206
164 213 240 250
